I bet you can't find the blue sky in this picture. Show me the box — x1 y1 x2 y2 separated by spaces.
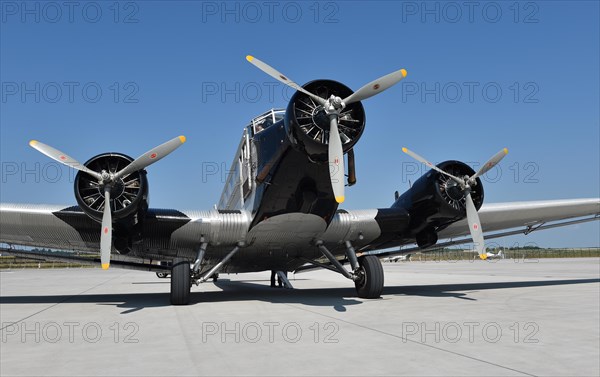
1 1 598 247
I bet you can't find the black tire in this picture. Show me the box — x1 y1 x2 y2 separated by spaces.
170 258 191 305
355 255 384 299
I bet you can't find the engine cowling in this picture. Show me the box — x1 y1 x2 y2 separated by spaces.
74 153 149 227
393 161 484 247
284 80 366 162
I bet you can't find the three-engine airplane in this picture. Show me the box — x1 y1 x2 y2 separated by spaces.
1 56 599 305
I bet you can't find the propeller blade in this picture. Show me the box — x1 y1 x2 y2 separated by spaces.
465 192 487 259
328 115 345 203
343 68 407 105
470 148 508 182
401 147 464 186
29 140 102 181
100 186 112 270
114 136 186 180
246 55 326 105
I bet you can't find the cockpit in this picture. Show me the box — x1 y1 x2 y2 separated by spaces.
248 109 285 136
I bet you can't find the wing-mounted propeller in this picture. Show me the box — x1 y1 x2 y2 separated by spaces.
29 136 187 269
402 147 508 259
246 55 407 203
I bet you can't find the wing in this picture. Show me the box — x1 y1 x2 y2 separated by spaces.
369 198 599 258
1 198 598 271
439 198 600 239
0 203 249 271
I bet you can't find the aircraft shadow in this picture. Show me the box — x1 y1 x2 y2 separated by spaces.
1 278 597 314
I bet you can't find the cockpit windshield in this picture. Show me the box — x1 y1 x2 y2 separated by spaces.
249 109 285 135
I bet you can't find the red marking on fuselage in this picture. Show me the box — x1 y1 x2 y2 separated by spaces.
150 153 157 159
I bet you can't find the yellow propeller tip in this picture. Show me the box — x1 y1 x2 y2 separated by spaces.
503 148 508 155
29 140 38 147
246 55 254 62
101 263 109 270
400 69 407 78
480 255 487 260
401 147 408 153
335 196 345 203
179 135 186 143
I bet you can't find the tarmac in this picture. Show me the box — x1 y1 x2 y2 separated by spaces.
1 258 599 376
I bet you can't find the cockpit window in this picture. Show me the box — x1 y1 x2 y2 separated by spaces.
251 109 284 135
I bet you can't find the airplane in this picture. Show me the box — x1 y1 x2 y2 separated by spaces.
384 254 412 262
484 250 505 259
1 56 599 305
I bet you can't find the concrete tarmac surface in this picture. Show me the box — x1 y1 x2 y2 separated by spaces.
1 258 599 376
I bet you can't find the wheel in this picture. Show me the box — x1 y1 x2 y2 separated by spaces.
170 258 191 305
354 255 384 299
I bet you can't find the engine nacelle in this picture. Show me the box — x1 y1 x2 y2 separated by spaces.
284 80 366 162
393 161 484 247
74 153 149 228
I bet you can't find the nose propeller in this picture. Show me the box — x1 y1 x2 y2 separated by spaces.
246 55 407 203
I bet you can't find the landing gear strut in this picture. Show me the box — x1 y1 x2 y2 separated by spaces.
314 240 384 299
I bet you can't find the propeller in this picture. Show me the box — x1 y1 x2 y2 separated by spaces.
29 140 102 181
100 186 112 269
246 55 407 203
401 147 508 259
246 55 326 106
30 136 187 269
328 114 345 203
342 68 407 105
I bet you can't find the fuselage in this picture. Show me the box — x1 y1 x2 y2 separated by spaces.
218 109 339 230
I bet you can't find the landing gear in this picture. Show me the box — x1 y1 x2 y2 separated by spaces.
313 240 384 299
170 258 191 305
354 255 384 299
